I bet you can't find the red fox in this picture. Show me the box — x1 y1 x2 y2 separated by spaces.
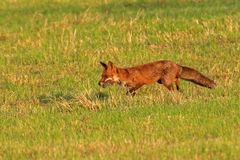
98 60 216 95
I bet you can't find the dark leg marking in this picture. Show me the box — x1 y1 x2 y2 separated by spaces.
126 84 143 96
175 78 183 92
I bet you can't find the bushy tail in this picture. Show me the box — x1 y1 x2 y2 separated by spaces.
180 66 216 89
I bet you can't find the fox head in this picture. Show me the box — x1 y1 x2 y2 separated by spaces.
98 61 120 88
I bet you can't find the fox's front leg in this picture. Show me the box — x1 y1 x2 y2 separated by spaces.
126 88 136 96
126 84 143 96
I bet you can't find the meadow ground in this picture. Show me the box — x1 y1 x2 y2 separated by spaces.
0 0 240 159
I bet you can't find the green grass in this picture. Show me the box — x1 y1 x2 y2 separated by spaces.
0 0 240 159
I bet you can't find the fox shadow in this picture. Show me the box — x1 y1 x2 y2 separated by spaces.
90 91 109 101
38 91 109 105
38 92 75 105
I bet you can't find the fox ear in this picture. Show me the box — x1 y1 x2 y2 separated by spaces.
108 61 117 72
108 61 114 69
100 61 107 69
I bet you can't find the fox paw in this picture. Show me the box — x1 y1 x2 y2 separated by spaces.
126 91 136 96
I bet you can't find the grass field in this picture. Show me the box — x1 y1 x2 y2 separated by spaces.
0 0 240 159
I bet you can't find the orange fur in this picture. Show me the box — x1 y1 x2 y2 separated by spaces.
99 60 216 95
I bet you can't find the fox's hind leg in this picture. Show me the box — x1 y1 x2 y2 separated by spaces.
175 78 183 92
164 84 174 91
175 78 180 91
162 79 174 91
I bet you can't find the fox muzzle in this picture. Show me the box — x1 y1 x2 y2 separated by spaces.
98 77 118 88
98 81 107 88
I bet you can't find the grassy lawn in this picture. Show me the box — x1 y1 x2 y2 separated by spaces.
0 0 240 159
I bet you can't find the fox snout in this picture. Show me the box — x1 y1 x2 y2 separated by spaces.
98 77 117 88
98 81 106 88
98 80 111 88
